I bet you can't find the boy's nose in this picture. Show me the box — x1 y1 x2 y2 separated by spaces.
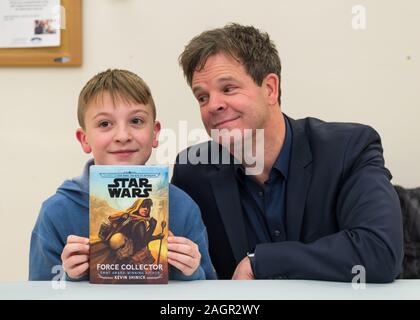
114 126 132 143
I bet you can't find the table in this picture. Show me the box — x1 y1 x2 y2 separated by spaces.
1 280 419 300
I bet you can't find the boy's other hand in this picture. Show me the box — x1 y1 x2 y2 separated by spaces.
167 231 201 276
61 235 90 279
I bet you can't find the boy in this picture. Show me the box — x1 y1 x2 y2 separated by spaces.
29 69 216 281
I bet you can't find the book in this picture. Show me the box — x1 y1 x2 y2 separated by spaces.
89 165 169 284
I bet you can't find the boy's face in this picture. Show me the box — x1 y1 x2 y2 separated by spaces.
76 92 160 166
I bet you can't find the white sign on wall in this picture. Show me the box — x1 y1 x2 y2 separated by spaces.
0 0 61 48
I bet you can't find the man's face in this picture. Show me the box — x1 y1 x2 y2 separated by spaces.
191 53 272 141
76 92 160 165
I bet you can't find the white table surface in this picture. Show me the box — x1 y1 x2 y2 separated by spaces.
1 279 419 300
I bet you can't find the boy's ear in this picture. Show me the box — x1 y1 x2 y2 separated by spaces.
152 121 161 148
76 128 92 154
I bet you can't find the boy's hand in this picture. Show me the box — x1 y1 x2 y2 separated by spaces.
167 231 201 276
61 235 90 279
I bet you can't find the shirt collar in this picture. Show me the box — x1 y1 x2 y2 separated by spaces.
272 115 292 179
235 115 293 180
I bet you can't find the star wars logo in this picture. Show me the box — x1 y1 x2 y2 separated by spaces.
107 178 152 198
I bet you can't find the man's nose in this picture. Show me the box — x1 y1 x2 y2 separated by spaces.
208 93 227 113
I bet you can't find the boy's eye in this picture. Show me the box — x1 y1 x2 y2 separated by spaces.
131 117 144 125
99 121 111 128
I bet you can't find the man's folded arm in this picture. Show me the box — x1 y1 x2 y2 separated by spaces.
254 127 404 283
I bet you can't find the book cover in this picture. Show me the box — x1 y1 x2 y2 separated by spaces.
89 165 169 284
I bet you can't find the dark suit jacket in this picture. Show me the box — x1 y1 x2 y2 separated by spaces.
172 116 404 282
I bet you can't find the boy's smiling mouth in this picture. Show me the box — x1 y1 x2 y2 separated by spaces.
109 149 138 156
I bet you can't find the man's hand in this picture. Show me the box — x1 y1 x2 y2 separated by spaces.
167 231 201 276
61 235 90 279
232 256 255 280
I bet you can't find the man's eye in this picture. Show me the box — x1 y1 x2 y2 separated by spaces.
131 118 144 125
224 86 236 93
99 121 111 128
197 95 208 104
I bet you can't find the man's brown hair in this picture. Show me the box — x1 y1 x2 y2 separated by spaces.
77 69 156 129
179 23 282 103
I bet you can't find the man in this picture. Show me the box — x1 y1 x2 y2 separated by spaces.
172 23 403 281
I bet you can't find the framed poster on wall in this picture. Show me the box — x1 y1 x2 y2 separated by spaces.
0 0 82 67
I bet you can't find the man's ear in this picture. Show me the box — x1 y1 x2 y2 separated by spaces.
263 73 280 106
76 128 92 154
152 121 161 148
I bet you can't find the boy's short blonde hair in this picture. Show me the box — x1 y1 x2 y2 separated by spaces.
77 69 156 129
